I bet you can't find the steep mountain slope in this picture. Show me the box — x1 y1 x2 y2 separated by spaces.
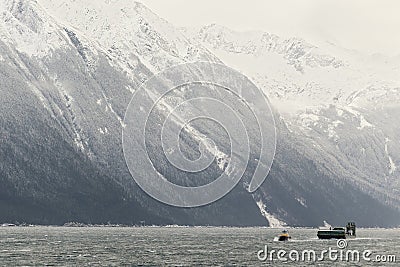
1 0 399 227
0 0 265 226
186 24 400 225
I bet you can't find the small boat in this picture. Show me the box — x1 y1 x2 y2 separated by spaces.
277 230 291 241
1 223 16 227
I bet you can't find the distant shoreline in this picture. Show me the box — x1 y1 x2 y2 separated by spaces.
1 223 399 230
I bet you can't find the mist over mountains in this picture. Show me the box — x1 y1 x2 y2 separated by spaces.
1 0 399 227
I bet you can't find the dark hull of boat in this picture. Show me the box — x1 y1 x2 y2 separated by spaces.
278 236 290 241
317 230 346 239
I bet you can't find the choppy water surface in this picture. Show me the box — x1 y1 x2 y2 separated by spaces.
0 227 398 266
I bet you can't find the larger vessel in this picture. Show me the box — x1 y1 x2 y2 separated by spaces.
317 222 356 239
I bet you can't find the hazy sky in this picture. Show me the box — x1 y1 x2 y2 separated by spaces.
139 0 400 56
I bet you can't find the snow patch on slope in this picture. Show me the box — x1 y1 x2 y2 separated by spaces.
102 93 126 128
52 76 88 152
358 115 374 130
344 107 374 130
256 200 286 228
296 197 308 208
385 138 397 174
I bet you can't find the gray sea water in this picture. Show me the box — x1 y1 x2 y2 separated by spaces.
0 227 398 266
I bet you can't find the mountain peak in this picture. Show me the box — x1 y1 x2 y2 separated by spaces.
0 0 67 57
37 0 217 71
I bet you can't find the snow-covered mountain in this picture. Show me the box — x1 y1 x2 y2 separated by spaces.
186 24 400 222
0 0 265 226
0 0 399 227
188 24 400 112
39 0 220 72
